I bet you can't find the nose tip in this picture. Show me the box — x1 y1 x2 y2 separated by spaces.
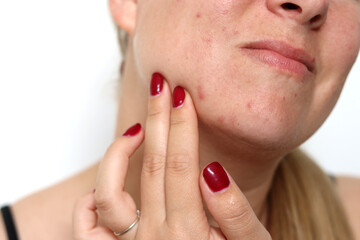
267 0 329 29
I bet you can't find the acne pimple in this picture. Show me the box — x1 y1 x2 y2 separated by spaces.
247 102 253 110
196 12 201 18
197 85 206 100
282 96 286 101
201 36 213 48
217 116 225 124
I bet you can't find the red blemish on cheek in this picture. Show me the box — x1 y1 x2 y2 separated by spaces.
196 12 201 18
282 96 286 101
197 85 206 100
217 116 225 124
201 37 213 46
247 102 253 110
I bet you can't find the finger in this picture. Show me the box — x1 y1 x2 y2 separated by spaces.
165 86 207 228
94 123 144 237
141 73 171 222
73 192 99 235
200 162 271 240
73 193 119 240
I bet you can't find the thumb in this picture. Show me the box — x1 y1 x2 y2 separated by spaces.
200 162 271 240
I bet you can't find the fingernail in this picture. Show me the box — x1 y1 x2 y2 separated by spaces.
122 123 142 136
203 162 230 192
150 73 164 96
173 86 185 108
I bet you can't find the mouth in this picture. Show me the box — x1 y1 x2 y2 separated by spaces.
240 40 315 76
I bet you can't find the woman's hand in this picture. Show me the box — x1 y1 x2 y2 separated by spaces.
72 73 271 240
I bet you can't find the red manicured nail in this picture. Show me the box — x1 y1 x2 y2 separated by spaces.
122 123 142 136
203 162 230 192
173 86 185 108
150 73 164 96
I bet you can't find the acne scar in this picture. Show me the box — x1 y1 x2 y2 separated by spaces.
197 85 206 100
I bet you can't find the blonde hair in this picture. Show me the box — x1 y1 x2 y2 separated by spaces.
268 150 354 240
115 27 355 239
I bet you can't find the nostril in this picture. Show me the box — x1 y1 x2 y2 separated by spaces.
281 3 302 13
310 14 321 24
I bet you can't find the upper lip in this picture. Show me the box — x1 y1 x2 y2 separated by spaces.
242 40 315 72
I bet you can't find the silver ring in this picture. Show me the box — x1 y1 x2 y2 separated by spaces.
114 210 141 237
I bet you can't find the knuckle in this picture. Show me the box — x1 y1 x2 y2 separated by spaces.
221 200 255 232
142 153 166 176
170 117 187 127
166 153 191 175
147 106 164 119
94 191 115 213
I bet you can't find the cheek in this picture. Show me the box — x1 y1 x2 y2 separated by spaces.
321 5 360 75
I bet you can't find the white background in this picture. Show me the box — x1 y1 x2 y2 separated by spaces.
0 0 359 206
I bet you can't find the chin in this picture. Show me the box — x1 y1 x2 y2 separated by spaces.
196 97 312 152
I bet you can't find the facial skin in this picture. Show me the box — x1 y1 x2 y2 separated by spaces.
132 0 360 151
105 0 360 227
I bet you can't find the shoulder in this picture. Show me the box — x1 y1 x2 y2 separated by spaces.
336 176 360 239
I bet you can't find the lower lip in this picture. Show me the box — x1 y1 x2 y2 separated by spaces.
241 48 310 77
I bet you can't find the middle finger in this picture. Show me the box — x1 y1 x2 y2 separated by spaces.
165 86 207 226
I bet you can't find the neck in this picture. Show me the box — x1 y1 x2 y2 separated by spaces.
115 48 283 227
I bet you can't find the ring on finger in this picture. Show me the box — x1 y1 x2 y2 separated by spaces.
113 210 141 237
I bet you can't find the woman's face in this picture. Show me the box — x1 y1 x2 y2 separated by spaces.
132 0 360 150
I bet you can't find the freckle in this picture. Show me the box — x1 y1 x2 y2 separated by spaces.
196 12 201 18
197 85 206 100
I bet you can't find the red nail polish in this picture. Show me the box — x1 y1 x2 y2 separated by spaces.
151 73 164 96
122 123 142 136
173 86 185 108
203 162 230 192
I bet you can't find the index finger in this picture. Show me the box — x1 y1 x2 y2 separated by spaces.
165 86 208 229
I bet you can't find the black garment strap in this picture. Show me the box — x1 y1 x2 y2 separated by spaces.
329 174 337 184
1 205 19 240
